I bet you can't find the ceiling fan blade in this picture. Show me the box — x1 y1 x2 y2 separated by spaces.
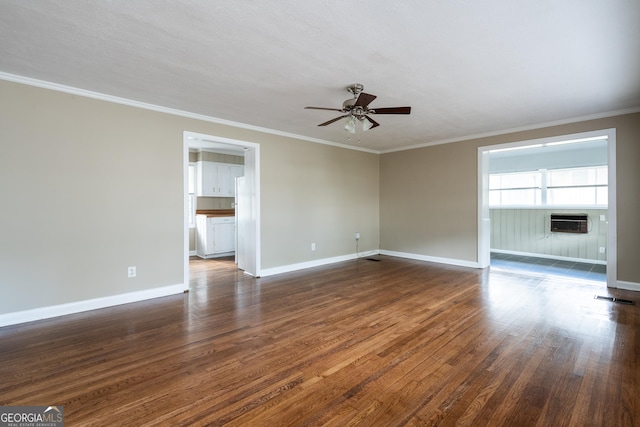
370 106 411 114
354 92 377 108
318 115 349 126
305 106 344 112
364 115 380 129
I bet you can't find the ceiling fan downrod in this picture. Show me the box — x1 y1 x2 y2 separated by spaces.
347 83 364 97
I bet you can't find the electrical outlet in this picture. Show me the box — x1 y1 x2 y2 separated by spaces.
311 243 316 251
355 232 360 240
128 266 137 278
599 247 606 254
600 215 606 221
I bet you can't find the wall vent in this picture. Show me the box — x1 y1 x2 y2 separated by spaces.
550 214 588 233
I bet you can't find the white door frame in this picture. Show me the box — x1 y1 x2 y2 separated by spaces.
477 128 617 288
183 131 261 283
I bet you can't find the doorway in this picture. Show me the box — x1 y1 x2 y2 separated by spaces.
477 129 617 287
183 131 261 287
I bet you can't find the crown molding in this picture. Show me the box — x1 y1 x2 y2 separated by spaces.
380 106 640 154
3 71 637 156
0 72 379 154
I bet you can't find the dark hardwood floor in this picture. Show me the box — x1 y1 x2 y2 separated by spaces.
1 256 638 426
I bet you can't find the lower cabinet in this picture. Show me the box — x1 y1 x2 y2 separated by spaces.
196 215 235 258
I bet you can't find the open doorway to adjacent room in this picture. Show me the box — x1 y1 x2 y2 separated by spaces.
183 131 261 289
478 129 617 286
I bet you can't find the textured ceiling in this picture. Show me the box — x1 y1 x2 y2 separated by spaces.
1 1 639 152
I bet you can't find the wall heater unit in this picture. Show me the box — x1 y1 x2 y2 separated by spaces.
550 214 588 233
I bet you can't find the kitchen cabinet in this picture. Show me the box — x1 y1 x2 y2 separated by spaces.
196 215 236 258
196 161 244 197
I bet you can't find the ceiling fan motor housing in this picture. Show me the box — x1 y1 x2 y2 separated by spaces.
343 98 357 109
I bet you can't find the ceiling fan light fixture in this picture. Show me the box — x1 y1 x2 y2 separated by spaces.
345 116 357 133
361 117 374 131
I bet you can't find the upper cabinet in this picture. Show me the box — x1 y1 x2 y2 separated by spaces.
196 161 244 197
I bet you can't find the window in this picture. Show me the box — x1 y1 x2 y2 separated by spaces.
490 166 607 207
547 166 608 206
489 171 542 206
188 163 196 228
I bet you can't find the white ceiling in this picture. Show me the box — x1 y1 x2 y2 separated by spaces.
1 1 639 153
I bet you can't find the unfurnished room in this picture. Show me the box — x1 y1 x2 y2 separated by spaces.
1 2 639 426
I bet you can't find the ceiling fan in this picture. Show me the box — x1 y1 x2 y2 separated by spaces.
305 83 411 133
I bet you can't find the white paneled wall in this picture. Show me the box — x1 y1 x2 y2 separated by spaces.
490 209 607 262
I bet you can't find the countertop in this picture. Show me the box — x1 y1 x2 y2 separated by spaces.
196 209 235 217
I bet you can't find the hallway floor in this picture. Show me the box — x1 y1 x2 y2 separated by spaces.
490 252 607 282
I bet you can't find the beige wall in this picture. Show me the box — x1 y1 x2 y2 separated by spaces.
0 79 380 315
380 142 478 261
380 112 640 283
196 151 243 164
261 137 380 267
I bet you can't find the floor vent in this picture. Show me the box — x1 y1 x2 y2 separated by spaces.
594 295 635 305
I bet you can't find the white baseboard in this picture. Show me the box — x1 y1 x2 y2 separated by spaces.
491 249 607 265
615 280 640 292
260 249 479 277
195 251 235 259
0 283 187 328
379 250 481 269
260 251 379 277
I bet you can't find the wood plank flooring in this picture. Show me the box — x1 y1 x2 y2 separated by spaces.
1 256 638 426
